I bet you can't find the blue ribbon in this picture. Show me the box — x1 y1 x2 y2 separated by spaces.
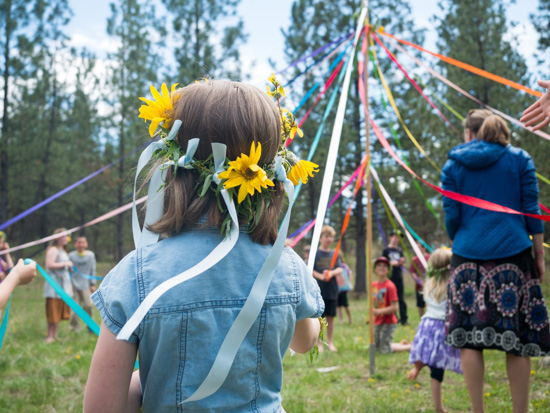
71 266 104 281
0 296 11 352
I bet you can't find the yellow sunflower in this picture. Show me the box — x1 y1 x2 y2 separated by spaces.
138 83 179 137
288 159 319 185
218 142 274 204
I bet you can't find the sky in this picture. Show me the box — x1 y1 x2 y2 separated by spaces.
66 0 542 88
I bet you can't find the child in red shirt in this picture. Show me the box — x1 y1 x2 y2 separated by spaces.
372 256 411 353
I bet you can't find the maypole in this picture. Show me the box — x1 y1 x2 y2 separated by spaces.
363 1 375 376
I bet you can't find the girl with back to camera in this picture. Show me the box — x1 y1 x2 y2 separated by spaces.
84 78 323 412
408 248 462 413
442 114 549 413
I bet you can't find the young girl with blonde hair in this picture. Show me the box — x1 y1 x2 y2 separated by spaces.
408 248 462 413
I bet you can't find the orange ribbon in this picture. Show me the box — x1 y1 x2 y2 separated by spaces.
379 29 543 98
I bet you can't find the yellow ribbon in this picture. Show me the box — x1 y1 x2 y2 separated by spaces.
369 36 441 172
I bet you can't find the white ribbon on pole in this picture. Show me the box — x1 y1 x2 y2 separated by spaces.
307 6 369 273
370 165 428 268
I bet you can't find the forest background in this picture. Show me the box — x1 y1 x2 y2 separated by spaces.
0 0 549 294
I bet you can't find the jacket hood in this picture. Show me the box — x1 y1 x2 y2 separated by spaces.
448 139 508 170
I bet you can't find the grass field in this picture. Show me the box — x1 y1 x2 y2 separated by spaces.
1 260 549 412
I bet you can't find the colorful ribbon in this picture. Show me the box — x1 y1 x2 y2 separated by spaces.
372 32 461 136
370 116 550 223
390 39 550 143
307 7 369 273
71 266 103 281
0 296 11 352
369 36 441 172
0 196 147 257
0 141 150 231
379 29 544 98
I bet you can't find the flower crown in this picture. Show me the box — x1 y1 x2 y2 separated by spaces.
426 265 450 281
137 76 318 236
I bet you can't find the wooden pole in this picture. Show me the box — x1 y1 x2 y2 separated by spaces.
363 1 375 376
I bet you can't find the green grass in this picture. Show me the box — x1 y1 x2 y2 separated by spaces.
1 262 549 411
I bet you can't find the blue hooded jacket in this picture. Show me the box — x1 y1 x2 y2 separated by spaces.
441 139 543 260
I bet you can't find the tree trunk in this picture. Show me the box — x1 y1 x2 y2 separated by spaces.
0 0 12 223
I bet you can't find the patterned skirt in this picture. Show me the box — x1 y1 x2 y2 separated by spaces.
445 248 550 357
409 317 462 374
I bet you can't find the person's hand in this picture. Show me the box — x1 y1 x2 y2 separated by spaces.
373 308 381 316
66 260 74 268
399 257 405 265
521 80 550 131
90 285 96 293
535 253 545 283
11 259 36 285
323 270 332 282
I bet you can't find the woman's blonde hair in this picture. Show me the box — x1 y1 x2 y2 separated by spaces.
463 109 492 137
146 80 283 245
48 228 68 253
423 248 452 303
478 114 510 146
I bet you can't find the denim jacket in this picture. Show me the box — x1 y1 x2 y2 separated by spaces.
92 227 324 412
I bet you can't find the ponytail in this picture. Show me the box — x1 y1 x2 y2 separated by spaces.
478 115 510 146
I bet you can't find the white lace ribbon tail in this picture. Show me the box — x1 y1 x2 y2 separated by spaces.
183 158 295 403
118 142 239 341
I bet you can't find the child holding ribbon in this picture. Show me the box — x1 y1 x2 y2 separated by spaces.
0 259 36 309
408 248 462 413
84 79 323 412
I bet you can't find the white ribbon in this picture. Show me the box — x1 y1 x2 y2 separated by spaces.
132 120 182 248
118 142 240 340
370 166 428 269
306 6 368 273
183 156 295 403
137 138 200 248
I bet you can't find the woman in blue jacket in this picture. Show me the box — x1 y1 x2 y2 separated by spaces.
442 113 548 413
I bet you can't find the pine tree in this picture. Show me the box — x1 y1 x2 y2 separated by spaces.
107 0 161 260
161 0 247 84
532 0 550 54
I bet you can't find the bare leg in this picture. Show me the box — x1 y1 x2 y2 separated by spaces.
461 348 485 413
326 316 337 351
337 307 343 323
391 340 411 352
506 353 530 413
431 378 447 413
408 360 426 380
345 306 352 324
46 323 56 343
52 322 60 340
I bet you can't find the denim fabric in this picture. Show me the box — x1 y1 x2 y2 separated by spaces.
441 140 543 260
92 227 323 413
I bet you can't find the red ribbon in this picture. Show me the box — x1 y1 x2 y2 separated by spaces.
370 116 550 223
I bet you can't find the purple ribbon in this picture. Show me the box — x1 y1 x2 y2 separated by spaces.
0 141 151 231
276 30 355 76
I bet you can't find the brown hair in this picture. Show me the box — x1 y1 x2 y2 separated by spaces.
146 80 283 245
47 228 69 253
423 248 452 303
463 109 492 137
478 115 510 146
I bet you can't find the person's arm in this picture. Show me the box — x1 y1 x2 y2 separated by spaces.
90 254 97 291
441 160 461 240
290 317 320 354
0 259 36 309
521 80 550 131
532 233 545 283
373 301 398 316
84 321 140 413
45 247 73 270
312 270 325 281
